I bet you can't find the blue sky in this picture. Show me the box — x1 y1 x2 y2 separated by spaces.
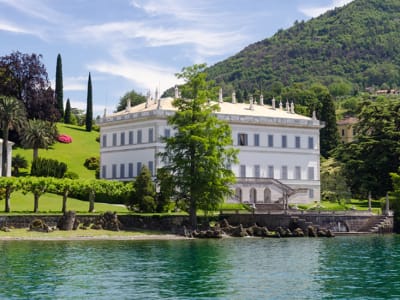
0 0 352 117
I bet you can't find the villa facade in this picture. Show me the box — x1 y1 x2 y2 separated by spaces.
97 90 324 205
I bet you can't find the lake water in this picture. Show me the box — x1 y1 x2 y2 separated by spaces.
0 235 399 299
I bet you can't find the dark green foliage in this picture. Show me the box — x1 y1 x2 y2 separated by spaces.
64 99 71 124
64 171 79 179
334 98 400 198
84 157 99 170
31 157 67 178
205 0 400 95
55 54 64 119
116 89 146 112
85 72 93 132
12 154 28 176
129 166 156 212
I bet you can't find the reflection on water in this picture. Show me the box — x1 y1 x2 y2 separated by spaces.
0 236 400 299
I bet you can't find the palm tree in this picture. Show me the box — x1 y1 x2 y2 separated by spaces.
0 95 27 177
21 119 58 160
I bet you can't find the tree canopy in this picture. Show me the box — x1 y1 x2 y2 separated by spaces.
116 89 146 112
159 64 238 228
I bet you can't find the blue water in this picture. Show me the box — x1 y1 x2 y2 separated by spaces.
0 236 399 299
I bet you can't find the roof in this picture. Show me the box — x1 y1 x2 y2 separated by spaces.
108 97 313 122
337 117 358 125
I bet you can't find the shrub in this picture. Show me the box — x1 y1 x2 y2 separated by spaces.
58 134 72 143
31 157 67 178
84 157 99 170
64 171 79 179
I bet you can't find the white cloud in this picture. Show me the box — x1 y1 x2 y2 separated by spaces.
64 76 87 91
0 20 31 34
299 0 354 18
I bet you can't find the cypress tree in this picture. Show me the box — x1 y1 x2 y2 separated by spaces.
85 72 93 132
64 98 71 124
55 54 64 119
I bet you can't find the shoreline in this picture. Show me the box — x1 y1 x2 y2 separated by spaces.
0 234 189 241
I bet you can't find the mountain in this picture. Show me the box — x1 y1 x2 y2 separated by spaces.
205 0 400 97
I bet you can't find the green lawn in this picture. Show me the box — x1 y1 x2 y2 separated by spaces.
0 191 129 214
13 123 99 179
297 199 384 214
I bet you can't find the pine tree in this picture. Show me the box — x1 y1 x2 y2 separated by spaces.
64 98 71 124
55 54 64 119
85 72 93 132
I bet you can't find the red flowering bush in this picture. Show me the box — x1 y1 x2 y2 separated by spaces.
58 134 72 143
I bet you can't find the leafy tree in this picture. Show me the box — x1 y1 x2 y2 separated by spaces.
159 64 238 228
129 166 156 212
22 176 49 213
12 154 28 176
0 51 60 122
313 84 339 157
0 176 21 212
0 95 27 177
21 119 58 160
334 98 400 198
85 72 93 132
64 98 72 124
116 89 146 112
320 157 350 203
155 168 174 212
55 54 64 119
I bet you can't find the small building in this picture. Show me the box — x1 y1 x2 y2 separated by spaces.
97 90 324 205
0 138 14 177
337 117 358 143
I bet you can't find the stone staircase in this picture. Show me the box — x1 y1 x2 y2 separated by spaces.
358 215 393 233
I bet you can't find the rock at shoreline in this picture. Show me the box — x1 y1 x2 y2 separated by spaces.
29 219 52 233
57 211 79 231
92 211 122 231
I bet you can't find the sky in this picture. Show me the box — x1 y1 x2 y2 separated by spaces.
0 0 353 117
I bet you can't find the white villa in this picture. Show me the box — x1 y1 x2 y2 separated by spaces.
97 88 324 206
0 138 14 177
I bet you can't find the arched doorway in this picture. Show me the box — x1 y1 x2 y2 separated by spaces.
264 188 271 203
250 188 257 203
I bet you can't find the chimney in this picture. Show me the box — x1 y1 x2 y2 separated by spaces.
145 90 151 108
272 97 276 110
219 88 223 103
249 95 254 110
260 94 264 106
126 98 131 111
232 91 236 104
174 85 179 99
290 101 295 113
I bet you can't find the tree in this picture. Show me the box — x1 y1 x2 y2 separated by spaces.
334 98 400 198
64 98 72 124
55 54 64 119
159 64 238 228
0 176 21 212
129 166 156 212
313 84 339 157
22 176 49 213
116 89 146 112
85 72 93 132
21 119 58 160
0 95 27 177
0 51 60 122
320 157 350 203
12 154 28 176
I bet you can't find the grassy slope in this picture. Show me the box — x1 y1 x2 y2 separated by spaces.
13 123 99 179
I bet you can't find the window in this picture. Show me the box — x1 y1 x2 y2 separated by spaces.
268 134 274 147
164 128 171 138
308 137 314 149
309 189 314 199
120 132 125 146
120 163 125 178
238 133 248 146
341 129 345 137
240 165 246 177
137 162 142 176
254 165 260 178
282 135 287 148
129 131 134 144
295 166 301 180
254 134 260 146
148 161 154 176
128 163 134 178
102 165 107 178
112 164 117 179
102 135 107 147
112 133 117 146
281 166 288 180
148 128 154 143
268 165 274 178
308 167 315 180
137 130 142 144
295 136 300 148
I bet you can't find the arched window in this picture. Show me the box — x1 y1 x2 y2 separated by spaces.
235 188 242 203
250 188 257 203
264 188 271 203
